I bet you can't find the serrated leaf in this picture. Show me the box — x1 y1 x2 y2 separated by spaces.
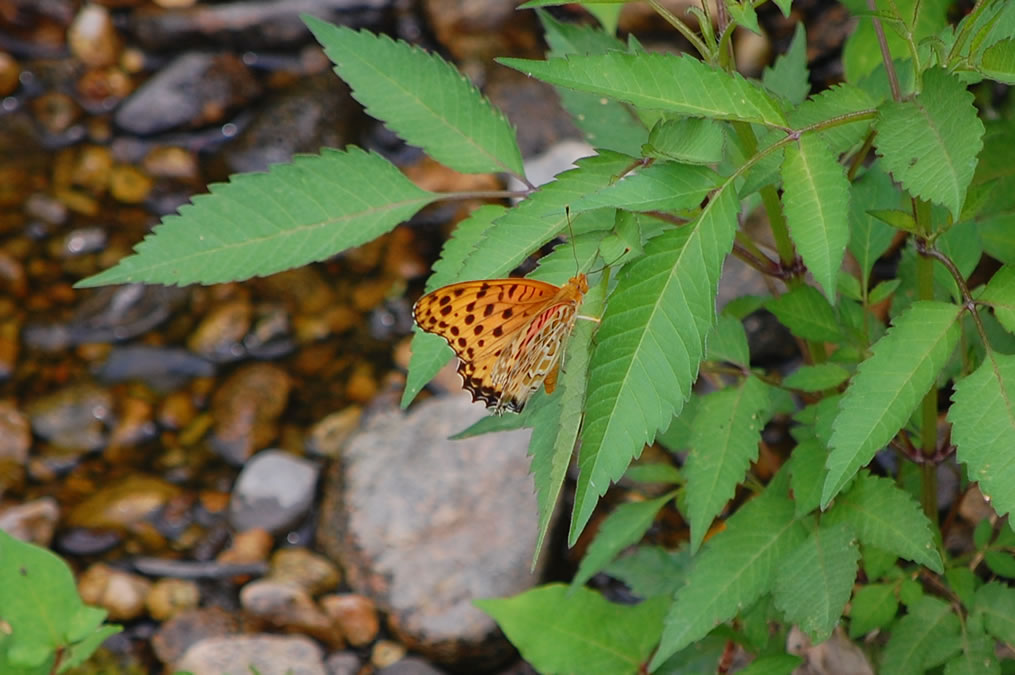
738 655 803 675
868 279 901 306
570 162 718 214
975 581 1015 645
706 314 749 365
823 472 942 571
787 83 877 157
685 376 771 552
849 583 899 638
823 301 961 505
539 12 648 155
656 394 701 453
783 363 850 392
572 492 675 588
78 148 436 288
782 133 851 301
727 0 761 34
528 277 606 566
476 584 666 675
643 118 725 165
842 0 950 83
944 625 1000 675
788 438 827 516
773 521 859 642
61 623 122 671
573 186 739 544
950 353 1015 521
880 595 960 675
980 38 1015 84
874 68 985 220
766 284 840 342
762 23 809 105
980 266 1015 334
305 17 523 176
651 486 808 668
498 52 787 126
605 546 692 600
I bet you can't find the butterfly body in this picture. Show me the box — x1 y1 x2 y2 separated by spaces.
413 274 588 414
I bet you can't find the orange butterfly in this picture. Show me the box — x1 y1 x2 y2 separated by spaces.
413 274 589 414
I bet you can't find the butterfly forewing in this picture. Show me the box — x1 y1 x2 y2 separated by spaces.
413 275 587 413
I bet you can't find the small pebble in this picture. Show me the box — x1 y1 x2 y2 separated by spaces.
68 4 121 68
144 146 199 180
175 635 326 675
240 579 344 649
0 52 19 96
216 527 273 566
77 563 152 621
320 594 380 647
0 498 59 546
306 406 361 457
147 578 201 621
110 164 153 203
372 640 407 669
24 192 69 226
66 475 181 531
269 547 341 596
229 450 319 534
31 92 80 135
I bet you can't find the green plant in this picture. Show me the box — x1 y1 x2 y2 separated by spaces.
0 530 121 674
76 0 1015 672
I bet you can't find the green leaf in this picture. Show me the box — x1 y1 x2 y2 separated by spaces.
944 624 1001 675
975 581 1015 645
766 284 840 342
60 623 122 671
706 314 749 365
874 68 986 220
823 472 942 571
685 376 771 552
651 485 808 669
498 52 787 126
528 277 606 566
823 301 962 505
762 23 810 105
643 118 725 165
655 394 700 453
788 438 828 516
880 595 960 675
848 165 902 285
868 279 901 306
980 38 1015 84
979 266 1015 334
572 493 675 588
305 17 523 177
624 463 682 485
773 521 859 642
80 149 436 288
950 353 1015 521
849 583 900 638
569 162 718 214
782 133 851 301
604 546 692 600
787 83 877 156
783 363 850 392
738 655 803 675
476 584 666 675
539 12 648 155
574 186 739 543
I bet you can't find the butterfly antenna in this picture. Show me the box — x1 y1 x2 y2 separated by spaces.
565 206 580 275
589 246 632 275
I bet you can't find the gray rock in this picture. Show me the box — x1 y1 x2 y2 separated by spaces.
230 449 320 534
316 394 551 668
175 634 325 675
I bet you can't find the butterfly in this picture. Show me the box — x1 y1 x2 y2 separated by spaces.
413 274 589 414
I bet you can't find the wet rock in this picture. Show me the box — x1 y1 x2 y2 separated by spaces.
31 91 82 136
60 226 107 256
26 381 112 452
0 319 19 377
152 607 247 666
216 527 273 566
0 52 19 96
97 345 215 388
175 634 326 675
76 66 134 109
372 640 407 669
77 563 152 621
320 593 379 647
66 474 181 531
306 406 361 458
269 547 341 595
146 578 201 621
325 652 361 675
377 656 446 675
210 364 291 464
143 145 200 180
24 192 69 226
54 528 122 556
222 72 362 174
229 450 319 533
187 298 252 362
422 0 538 61
0 498 60 546
109 163 153 203
240 579 344 648
0 401 30 465
60 143 113 194
157 390 198 430
128 0 388 51
115 52 261 136
316 395 548 668
106 395 157 456
68 4 121 68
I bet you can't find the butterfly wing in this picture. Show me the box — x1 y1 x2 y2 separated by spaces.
413 278 566 410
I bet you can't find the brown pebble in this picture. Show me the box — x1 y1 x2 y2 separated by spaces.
158 390 197 430
269 548 341 596
217 527 273 566
147 578 201 621
77 66 133 104
210 363 291 464
66 475 181 531
306 406 361 458
0 401 31 464
198 490 230 515
69 145 113 194
0 498 59 547
31 92 81 135
110 164 153 203
144 145 199 180
371 640 406 669
0 52 20 96
351 279 394 312
187 299 251 360
78 563 152 621
345 363 377 404
68 4 121 68
321 594 380 647
240 579 345 649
